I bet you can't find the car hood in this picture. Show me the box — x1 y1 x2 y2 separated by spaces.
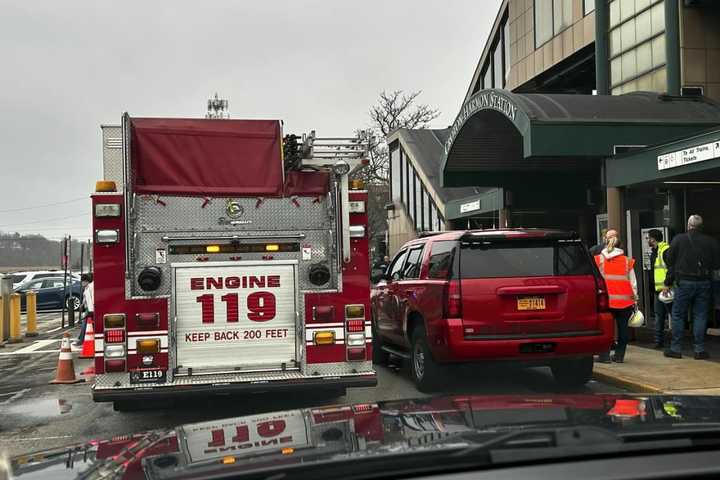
8 394 720 479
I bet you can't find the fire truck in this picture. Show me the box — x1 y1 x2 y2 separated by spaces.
91 115 377 408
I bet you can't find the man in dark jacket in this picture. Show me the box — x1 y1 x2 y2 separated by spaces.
664 215 720 360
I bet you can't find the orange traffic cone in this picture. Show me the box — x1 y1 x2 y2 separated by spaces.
79 316 95 359
50 333 84 384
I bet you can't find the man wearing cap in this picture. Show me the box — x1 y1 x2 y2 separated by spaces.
648 229 671 349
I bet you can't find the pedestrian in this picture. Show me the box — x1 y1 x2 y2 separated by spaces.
663 215 720 360
382 255 390 273
648 229 671 349
590 228 617 257
594 234 638 363
73 273 94 346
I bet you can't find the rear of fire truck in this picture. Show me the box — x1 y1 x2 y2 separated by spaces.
91 115 376 408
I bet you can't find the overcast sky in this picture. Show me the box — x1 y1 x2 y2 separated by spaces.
0 0 501 240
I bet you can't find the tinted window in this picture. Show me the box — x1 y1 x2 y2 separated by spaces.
460 240 593 278
428 241 457 279
42 279 61 289
36 273 55 279
388 250 408 281
11 275 26 284
403 247 424 279
26 280 44 290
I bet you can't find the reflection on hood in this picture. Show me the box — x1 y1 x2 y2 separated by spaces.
9 394 720 480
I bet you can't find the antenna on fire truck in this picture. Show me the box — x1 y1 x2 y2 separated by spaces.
206 93 230 119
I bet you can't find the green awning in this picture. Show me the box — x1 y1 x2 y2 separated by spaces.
441 89 720 189
606 128 720 187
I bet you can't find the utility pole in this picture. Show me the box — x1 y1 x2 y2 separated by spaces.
206 93 230 119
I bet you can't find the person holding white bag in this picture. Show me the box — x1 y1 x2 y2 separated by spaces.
594 235 639 363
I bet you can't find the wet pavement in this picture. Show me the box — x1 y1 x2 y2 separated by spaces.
0 313 628 458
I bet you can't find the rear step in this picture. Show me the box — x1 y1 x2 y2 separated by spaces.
381 345 410 359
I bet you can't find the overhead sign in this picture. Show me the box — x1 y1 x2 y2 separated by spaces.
657 140 720 171
446 90 519 154
459 199 481 214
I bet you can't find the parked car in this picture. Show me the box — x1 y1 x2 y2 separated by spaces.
370 229 615 391
10 270 80 289
14 276 83 311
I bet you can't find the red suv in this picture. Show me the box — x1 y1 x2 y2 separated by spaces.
370 229 614 391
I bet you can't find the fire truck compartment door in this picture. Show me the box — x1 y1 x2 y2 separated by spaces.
173 261 298 371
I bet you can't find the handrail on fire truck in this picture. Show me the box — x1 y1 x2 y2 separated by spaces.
299 132 370 263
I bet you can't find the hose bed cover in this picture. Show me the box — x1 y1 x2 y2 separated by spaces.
130 117 285 196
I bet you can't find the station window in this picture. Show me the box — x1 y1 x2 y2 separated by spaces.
583 0 595 15
482 64 492 89
415 174 423 231
535 0 572 48
409 167 416 223
493 42 503 89
608 0 666 94
390 147 401 202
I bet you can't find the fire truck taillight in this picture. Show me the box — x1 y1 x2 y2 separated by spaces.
104 344 126 358
346 347 366 361
312 305 335 323
105 359 126 372
265 244 280 252
348 201 366 213
345 305 365 320
95 180 117 192
349 226 365 238
104 314 126 328
206 245 221 253
95 229 119 244
105 329 126 344
346 319 364 333
346 333 365 346
313 331 335 345
136 339 160 354
94 203 121 217
136 313 159 329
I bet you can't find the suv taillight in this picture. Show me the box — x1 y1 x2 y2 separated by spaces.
596 278 610 312
443 280 462 318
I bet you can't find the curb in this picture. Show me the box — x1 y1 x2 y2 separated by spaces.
592 370 664 394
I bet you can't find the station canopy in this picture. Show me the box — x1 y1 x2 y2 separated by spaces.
441 90 720 189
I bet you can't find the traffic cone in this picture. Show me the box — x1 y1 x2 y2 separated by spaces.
50 333 84 384
79 316 95 359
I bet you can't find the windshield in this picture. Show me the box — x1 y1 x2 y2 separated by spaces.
4 1 720 479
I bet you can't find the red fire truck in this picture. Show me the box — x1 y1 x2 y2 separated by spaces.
91 115 376 408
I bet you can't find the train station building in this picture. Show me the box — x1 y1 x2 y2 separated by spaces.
386 0 720 326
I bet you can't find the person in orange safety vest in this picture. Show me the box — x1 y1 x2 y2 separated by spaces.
595 235 638 363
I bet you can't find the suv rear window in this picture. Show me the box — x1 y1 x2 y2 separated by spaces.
459 239 593 278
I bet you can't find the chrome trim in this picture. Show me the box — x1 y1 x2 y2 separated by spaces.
162 234 306 242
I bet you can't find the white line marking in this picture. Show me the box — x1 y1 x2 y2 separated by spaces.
0 349 59 356
0 388 30 406
0 435 72 442
13 339 58 354
46 326 63 333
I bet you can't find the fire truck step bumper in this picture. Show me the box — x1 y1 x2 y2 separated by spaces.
92 371 377 403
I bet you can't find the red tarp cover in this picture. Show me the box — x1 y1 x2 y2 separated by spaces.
131 118 284 196
284 170 330 196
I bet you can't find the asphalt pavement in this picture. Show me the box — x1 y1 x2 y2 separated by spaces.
0 313 627 458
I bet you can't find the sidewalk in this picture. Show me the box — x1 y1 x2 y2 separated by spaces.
593 344 720 394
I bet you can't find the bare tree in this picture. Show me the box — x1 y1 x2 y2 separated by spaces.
353 90 440 263
355 90 440 185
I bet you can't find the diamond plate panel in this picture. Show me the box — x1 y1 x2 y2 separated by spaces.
93 364 374 390
134 195 332 231
303 361 373 376
101 125 123 188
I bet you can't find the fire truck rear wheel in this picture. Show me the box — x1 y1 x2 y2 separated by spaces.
410 327 441 393
113 401 133 412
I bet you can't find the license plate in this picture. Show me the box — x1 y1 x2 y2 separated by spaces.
517 296 546 311
130 369 167 384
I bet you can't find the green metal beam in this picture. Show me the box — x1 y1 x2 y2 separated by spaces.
594 0 609 95
665 0 681 96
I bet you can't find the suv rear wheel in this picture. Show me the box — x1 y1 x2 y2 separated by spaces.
410 327 441 392
551 356 594 387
